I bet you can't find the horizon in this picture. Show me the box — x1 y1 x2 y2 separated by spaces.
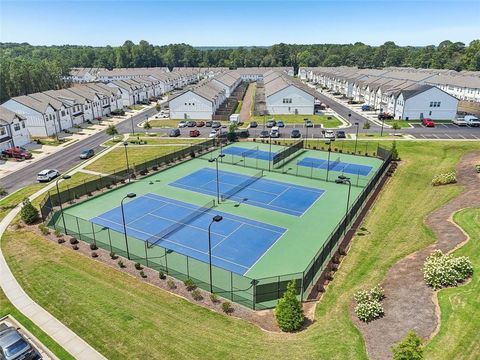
1 0 479 47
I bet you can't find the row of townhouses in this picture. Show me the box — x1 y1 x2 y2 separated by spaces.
300 67 467 120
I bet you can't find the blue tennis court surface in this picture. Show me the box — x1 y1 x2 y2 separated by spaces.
90 194 286 275
170 168 324 216
222 146 272 161
298 157 373 176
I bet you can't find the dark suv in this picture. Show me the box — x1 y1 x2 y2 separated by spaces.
0 324 41 360
291 129 301 138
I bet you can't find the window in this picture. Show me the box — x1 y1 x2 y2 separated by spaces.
429 101 433 107
437 101 441 107
22 122 25 128
429 111 432 116
49 114 52 120
61 110 66 116
0 127 5 136
14 123 21 131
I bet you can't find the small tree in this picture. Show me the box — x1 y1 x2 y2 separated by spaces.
392 122 401 136
363 121 371 130
227 122 238 142
155 103 161 112
275 280 304 332
106 124 118 140
143 121 152 130
391 140 400 161
392 331 424 360
20 198 39 224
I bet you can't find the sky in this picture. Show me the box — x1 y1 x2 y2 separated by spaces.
0 0 479 47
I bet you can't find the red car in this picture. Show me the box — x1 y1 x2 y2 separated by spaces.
422 118 435 127
196 121 205 127
189 129 200 137
2 146 32 159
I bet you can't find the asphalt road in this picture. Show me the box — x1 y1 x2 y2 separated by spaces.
1 107 158 194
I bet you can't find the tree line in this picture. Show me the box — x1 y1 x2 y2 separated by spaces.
1 40 479 102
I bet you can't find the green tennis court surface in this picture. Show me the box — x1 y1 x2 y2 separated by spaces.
52 141 384 308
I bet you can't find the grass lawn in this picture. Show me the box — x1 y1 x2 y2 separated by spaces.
234 100 243 114
127 105 144 111
250 114 342 128
0 184 45 221
125 137 205 145
0 289 75 360
85 145 187 174
383 120 413 129
32 137 72 146
2 141 479 359
424 208 480 360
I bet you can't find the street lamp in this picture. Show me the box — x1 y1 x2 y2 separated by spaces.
379 107 384 137
131 115 135 135
55 174 71 234
208 215 223 293
208 154 225 204
268 134 273 172
335 175 352 236
123 141 131 182
304 118 309 142
354 121 359 154
121 193 136 260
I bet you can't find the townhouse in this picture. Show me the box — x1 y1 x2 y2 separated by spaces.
0 106 31 150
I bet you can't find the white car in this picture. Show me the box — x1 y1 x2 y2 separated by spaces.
324 130 335 139
208 130 218 138
37 169 60 182
464 115 480 127
452 117 467 126
178 121 187 128
270 126 280 138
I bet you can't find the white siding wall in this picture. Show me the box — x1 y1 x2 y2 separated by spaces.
11 117 31 147
169 92 213 120
396 88 458 120
2 100 57 137
267 86 314 115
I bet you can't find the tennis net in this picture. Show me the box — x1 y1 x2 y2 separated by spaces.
221 170 264 201
328 157 341 170
146 200 215 248
241 146 259 158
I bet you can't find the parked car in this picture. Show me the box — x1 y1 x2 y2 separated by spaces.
37 169 60 182
305 120 314 128
422 118 435 127
452 117 467 126
266 120 276 128
205 121 213 127
324 130 335 139
291 129 301 138
2 146 32 160
336 130 346 138
169 129 180 137
259 130 270 138
361 104 371 111
211 121 221 129
79 149 94 159
0 324 42 360
140 99 150 105
249 121 258 128
189 129 200 137
196 121 205 127
178 121 187 128
378 113 394 120
270 126 280 138
276 120 285 128
186 120 196 127
464 115 480 127
208 130 218 138
154 113 168 119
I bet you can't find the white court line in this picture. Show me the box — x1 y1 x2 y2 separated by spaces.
211 223 245 251
246 229 290 275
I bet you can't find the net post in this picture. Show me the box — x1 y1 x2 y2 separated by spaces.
107 228 113 253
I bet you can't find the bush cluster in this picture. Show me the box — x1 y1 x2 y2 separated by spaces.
431 171 456 186
20 199 39 224
354 285 385 322
422 250 473 290
275 280 304 332
392 330 424 360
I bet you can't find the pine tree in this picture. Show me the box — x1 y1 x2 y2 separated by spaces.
274 279 304 332
391 140 400 161
20 198 39 224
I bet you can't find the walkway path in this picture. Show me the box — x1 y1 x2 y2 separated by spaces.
355 151 480 359
240 83 255 122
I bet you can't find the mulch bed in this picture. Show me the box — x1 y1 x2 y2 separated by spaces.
352 151 480 360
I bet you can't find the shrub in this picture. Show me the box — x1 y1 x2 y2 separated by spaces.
20 199 39 224
210 293 219 303
167 279 176 289
363 121 371 130
354 285 385 322
391 141 400 161
191 289 203 301
159 271 166 280
274 280 304 332
139 270 147 278
184 278 196 291
0 186 8 196
69 238 78 245
91 252 98 258
54 229 62 237
117 260 125 268
57 238 65 244
90 243 98 250
392 331 424 360
110 252 117 259
423 250 473 289
134 262 143 270
72 245 79 250
222 301 233 314
39 225 50 235
431 171 457 186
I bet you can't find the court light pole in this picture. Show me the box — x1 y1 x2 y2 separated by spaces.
121 193 136 260
123 141 131 182
379 107 384 137
55 174 71 234
208 215 223 293
325 139 334 182
131 115 135 135
336 175 352 236
268 135 272 172
208 154 225 204
354 121 359 154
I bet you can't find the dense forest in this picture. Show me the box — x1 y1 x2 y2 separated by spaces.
1 40 479 102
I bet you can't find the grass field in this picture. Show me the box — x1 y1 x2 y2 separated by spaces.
1 141 478 359
383 120 413 128
424 208 480 360
85 145 187 173
249 114 342 128
234 100 243 114
0 184 45 221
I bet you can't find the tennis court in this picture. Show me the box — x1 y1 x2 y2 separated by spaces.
90 193 286 275
297 157 373 176
222 146 272 160
169 167 324 216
